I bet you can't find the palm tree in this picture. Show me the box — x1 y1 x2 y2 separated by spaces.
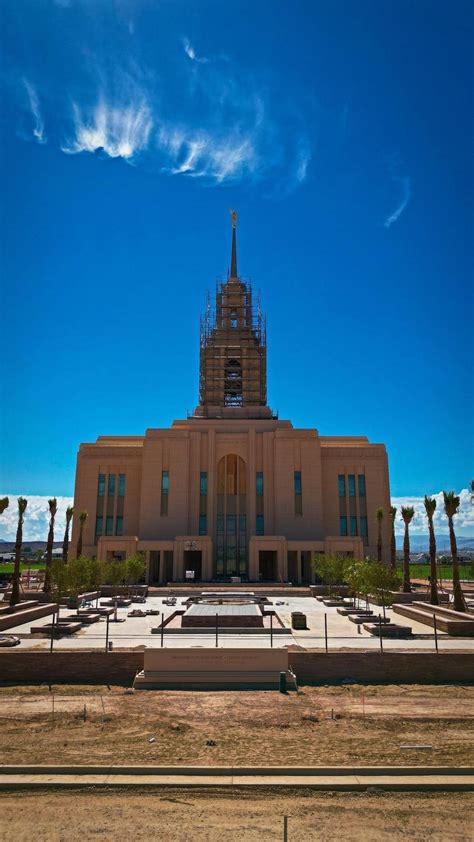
376 507 384 563
390 506 397 570
443 491 466 613
0 497 9 515
424 496 439 606
43 498 58 593
401 506 415 593
10 497 27 607
62 506 74 564
75 511 88 559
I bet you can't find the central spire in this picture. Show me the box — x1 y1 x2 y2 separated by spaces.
230 208 238 279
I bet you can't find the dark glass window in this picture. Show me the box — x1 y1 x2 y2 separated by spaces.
348 475 356 497
360 516 368 538
227 514 237 534
118 474 126 497
115 516 123 536
294 471 302 496
106 516 113 536
358 474 366 497
350 515 357 536
239 514 246 532
256 472 264 496
95 515 103 535
108 474 116 497
217 514 224 533
340 516 348 536
161 471 169 516
199 515 207 535
338 475 346 497
200 472 208 495
98 474 105 497
256 515 264 535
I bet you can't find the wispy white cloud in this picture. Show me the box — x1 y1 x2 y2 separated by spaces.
17 40 311 192
391 488 474 539
23 79 47 144
183 37 209 64
0 496 74 542
62 97 153 159
384 175 411 228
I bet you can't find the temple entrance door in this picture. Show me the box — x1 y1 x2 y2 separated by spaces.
259 550 278 581
184 550 202 582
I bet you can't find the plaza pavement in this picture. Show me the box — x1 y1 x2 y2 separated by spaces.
3 594 474 652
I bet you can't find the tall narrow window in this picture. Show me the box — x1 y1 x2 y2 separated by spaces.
360 516 368 538
230 311 238 328
294 471 302 515
256 471 264 534
350 515 357 536
348 475 356 497
106 515 113 536
108 474 116 497
98 474 105 497
216 455 247 576
115 516 123 536
338 475 346 497
118 474 126 497
199 472 207 534
340 516 348 536
161 470 169 516
358 474 366 497
95 516 103 536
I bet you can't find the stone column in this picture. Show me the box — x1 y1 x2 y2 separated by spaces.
296 551 302 585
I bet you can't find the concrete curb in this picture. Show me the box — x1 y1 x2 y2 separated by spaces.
0 765 473 792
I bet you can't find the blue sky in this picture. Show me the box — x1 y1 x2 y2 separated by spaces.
1 0 473 538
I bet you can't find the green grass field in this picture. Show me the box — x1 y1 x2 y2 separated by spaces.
0 562 46 574
397 563 473 580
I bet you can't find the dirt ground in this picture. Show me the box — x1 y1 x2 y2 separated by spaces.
0 683 473 766
0 790 473 841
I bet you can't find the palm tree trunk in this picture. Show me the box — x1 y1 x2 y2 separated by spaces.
76 525 84 560
377 524 382 563
402 523 411 592
63 523 70 565
43 520 54 593
448 516 466 612
390 524 396 570
10 521 22 607
428 518 439 606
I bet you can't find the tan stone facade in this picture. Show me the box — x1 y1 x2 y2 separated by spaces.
71 216 391 582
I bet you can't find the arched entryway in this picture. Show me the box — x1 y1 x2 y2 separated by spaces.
216 454 247 579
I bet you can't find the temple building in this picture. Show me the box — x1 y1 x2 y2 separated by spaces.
71 212 391 583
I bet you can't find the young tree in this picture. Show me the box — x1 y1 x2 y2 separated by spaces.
365 560 401 618
62 506 74 564
0 497 9 515
10 497 27 607
66 556 91 606
103 557 127 598
443 491 467 613
424 495 439 606
401 506 415 593
125 552 146 595
390 506 397 570
342 557 368 605
50 557 70 621
75 511 88 559
43 498 58 594
312 553 346 596
376 507 384 563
